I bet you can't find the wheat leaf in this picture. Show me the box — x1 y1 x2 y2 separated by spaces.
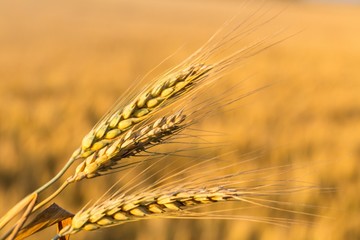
15 203 73 240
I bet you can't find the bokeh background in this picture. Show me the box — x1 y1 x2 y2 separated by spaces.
0 0 359 239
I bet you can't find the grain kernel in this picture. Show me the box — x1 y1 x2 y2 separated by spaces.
109 112 121 128
133 108 149 117
118 119 133 130
106 207 120 216
164 202 181 211
148 204 163 213
157 195 173 204
89 212 105 223
151 83 164 97
81 150 94 158
160 87 174 97
95 155 108 165
121 139 133 149
84 162 98 175
137 92 150 108
91 140 109 151
97 217 113 226
105 129 122 139
95 124 108 139
167 76 179 87
147 98 161 108
129 207 146 217
75 161 86 174
122 202 138 211
81 131 95 150
122 103 135 119
83 223 99 231
113 212 128 221
174 81 188 92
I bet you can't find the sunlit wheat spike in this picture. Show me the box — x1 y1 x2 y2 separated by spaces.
74 64 213 161
70 111 187 181
54 186 245 238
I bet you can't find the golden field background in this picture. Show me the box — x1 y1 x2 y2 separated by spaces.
0 0 360 239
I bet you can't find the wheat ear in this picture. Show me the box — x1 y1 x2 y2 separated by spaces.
54 186 245 239
71 111 187 181
75 64 212 160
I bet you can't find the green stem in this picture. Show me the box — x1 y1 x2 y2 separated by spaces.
0 150 79 230
34 153 78 194
32 180 70 212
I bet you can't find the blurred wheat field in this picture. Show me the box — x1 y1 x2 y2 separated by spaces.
0 0 360 239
